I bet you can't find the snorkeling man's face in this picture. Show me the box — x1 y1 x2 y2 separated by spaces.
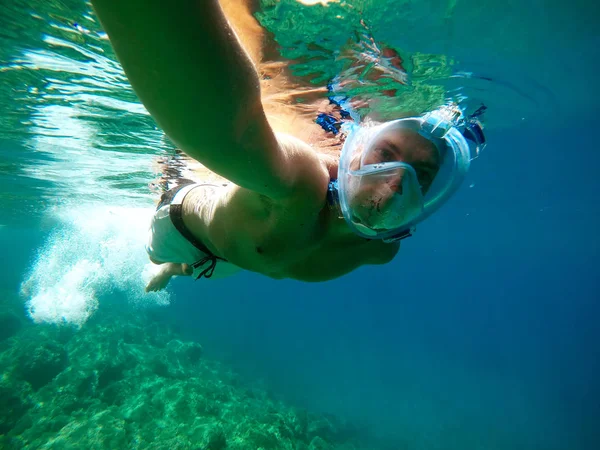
347 128 440 229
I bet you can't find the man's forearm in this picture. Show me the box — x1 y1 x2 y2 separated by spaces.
91 0 261 151
92 0 301 200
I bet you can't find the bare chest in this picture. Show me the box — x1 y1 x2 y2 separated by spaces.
206 188 398 281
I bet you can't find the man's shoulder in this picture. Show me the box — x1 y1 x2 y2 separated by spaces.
274 132 331 210
368 240 401 265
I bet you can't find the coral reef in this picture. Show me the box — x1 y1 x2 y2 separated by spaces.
0 306 376 449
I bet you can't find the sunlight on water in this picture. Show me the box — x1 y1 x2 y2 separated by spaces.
13 33 170 326
21 204 170 326
0 2 186 327
26 101 156 201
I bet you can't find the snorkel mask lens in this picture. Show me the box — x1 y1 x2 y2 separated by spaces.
338 104 484 241
338 121 435 240
347 162 424 237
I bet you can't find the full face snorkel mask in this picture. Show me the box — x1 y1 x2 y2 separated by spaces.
336 104 486 242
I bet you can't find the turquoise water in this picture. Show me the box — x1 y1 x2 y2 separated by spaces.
1 0 599 449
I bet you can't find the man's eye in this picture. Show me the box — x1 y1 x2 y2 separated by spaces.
415 169 433 189
376 148 396 162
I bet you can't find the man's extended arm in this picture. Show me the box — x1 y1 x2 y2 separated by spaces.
91 0 298 199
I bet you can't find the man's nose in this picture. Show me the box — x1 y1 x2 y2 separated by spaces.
387 172 405 195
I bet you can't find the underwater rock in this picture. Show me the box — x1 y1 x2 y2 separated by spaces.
245 426 280 449
45 409 128 448
0 311 22 341
308 435 334 450
203 425 227 450
0 382 31 435
166 339 203 364
97 362 128 390
1 309 378 449
288 408 309 440
307 415 336 443
150 339 203 379
19 341 68 390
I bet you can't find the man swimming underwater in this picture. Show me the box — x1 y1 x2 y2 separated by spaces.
91 0 486 292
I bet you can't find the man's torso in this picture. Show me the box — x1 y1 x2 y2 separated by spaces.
180 162 399 281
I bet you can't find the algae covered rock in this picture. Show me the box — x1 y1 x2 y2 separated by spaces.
1 308 379 449
44 409 128 449
245 425 280 449
19 341 68 390
0 382 31 435
309 435 334 450
307 415 336 443
203 424 227 450
151 339 203 378
166 339 203 363
0 310 22 341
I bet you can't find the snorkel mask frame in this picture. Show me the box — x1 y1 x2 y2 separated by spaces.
337 103 486 242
